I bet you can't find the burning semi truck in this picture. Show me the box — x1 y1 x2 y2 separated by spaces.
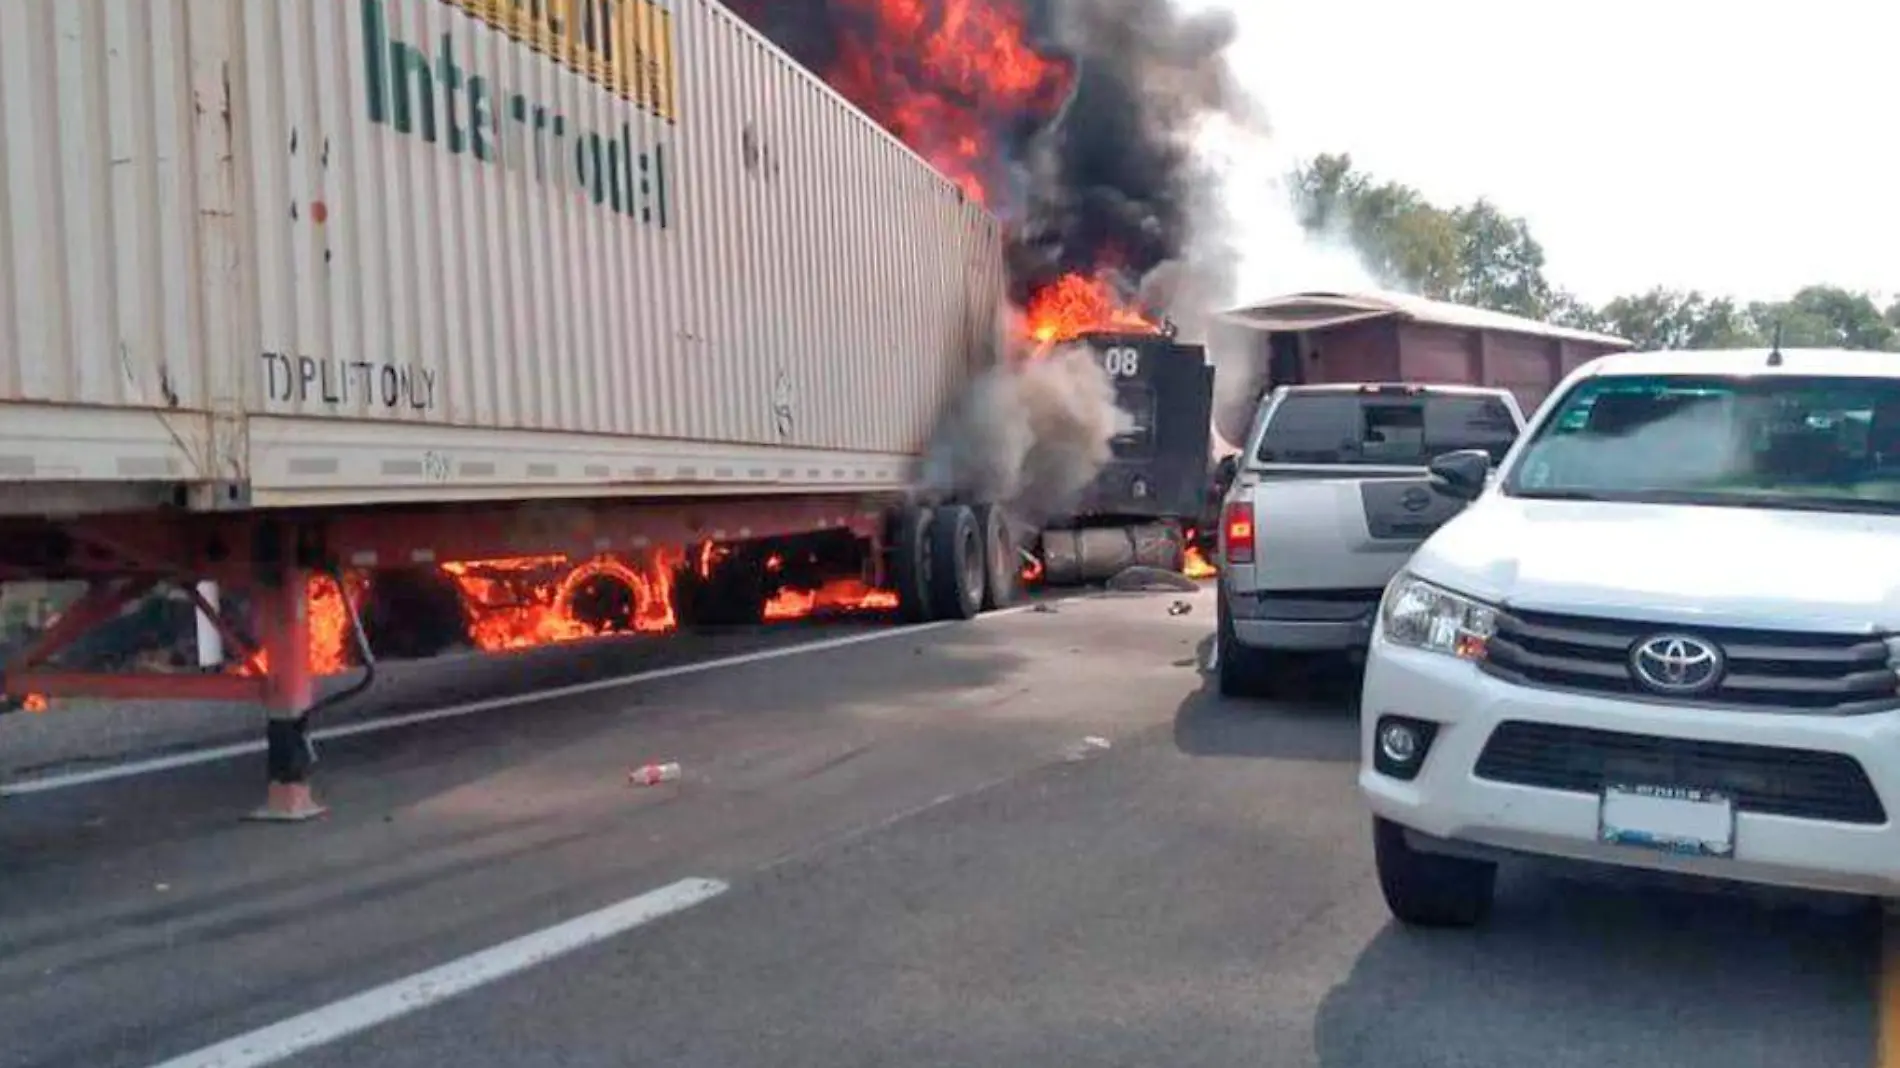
0 0 1168 817
1032 330 1218 584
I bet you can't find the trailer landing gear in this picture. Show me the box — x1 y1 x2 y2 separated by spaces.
250 562 327 823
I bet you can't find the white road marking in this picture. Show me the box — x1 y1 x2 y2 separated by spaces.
144 876 729 1068
2 599 1066 797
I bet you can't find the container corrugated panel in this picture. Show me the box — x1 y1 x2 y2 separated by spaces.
0 0 1006 510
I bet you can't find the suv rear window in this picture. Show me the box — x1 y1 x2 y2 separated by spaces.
1255 391 1519 466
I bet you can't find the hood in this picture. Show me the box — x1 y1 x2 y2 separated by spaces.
1412 494 1900 633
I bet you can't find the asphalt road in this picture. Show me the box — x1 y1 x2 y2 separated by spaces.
0 586 1881 1068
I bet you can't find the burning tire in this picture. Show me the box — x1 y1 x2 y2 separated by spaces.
676 549 768 628
564 570 638 633
974 503 1018 610
927 504 985 621
888 505 935 623
360 567 469 660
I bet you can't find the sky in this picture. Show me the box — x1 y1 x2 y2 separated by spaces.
1192 0 1900 307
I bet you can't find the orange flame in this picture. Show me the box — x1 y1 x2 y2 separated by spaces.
808 0 1072 205
282 545 906 674
1183 545 1217 579
22 693 48 713
308 572 369 675
764 579 900 620
234 573 363 678
1020 554 1044 584
1181 526 1218 579
444 552 680 652
1025 272 1160 345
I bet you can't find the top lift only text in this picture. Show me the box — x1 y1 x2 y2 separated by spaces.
258 352 439 412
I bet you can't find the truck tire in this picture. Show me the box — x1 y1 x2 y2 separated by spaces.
677 549 767 627
889 505 935 623
1216 589 1280 698
973 503 1019 610
361 567 468 659
927 504 985 620
1372 817 1496 928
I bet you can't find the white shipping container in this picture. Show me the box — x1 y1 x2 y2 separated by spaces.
0 0 1006 513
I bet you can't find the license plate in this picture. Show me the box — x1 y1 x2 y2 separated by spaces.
1598 784 1735 858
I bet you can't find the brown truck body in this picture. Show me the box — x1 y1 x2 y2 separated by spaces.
1210 291 1632 444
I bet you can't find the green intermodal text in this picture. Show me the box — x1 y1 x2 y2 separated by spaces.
361 0 668 227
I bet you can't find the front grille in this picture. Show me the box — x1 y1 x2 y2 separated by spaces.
1475 721 1886 824
1482 608 1897 713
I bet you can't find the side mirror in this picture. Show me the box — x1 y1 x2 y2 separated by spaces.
1428 449 1491 502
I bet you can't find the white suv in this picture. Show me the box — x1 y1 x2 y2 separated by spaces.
1362 348 1900 926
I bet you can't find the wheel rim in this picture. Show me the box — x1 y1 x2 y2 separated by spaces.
959 525 984 603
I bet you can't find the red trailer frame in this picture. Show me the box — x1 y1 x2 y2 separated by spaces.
0 491 902 818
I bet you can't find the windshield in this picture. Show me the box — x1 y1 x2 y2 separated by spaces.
1255 390 1519 466
1504 373 1900 512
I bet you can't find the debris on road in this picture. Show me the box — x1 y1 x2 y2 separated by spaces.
1033 603 1058 614
1105 566 1199 593
1062 736 1112 762
629 762 683 787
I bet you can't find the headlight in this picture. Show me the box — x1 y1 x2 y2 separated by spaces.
1380 573 1496 661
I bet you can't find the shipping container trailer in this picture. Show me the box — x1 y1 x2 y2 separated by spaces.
1212 291 1632 432
1036 331 1218 585
0 0 1015 817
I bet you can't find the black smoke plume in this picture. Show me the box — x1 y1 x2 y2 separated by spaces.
727 0 1249 318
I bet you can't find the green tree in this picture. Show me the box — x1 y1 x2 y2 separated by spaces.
1287 156 1899 349
1543 289 1606 332
1290 156 1554 317
1747 286 1898 351
1289 154 1461 300
1597 289 1762 351
1447 200 1552 319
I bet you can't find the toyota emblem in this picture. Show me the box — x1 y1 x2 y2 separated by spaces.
1629 633 1724 696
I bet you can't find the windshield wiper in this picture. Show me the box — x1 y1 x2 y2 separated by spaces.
1732 496 1900 515
1519 487 1900 514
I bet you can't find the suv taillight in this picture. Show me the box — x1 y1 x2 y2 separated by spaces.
1223 501 1255 564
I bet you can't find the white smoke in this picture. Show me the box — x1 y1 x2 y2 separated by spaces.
1184 112 1382 306
919 341 1133 526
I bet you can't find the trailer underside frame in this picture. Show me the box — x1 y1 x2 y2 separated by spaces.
0 491 901 818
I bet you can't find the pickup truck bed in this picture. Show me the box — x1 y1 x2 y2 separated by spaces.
1214 383 1525 695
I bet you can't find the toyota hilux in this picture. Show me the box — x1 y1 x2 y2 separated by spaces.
1361 347 1900 926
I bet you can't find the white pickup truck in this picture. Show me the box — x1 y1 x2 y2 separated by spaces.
1362 348 1900 927
1214 383 1526 696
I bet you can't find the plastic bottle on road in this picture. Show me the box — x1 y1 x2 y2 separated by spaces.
629 762 682 786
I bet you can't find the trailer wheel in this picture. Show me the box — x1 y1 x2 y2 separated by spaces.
889 505 935 623
973 503 1018 610
677 548 767 627
927 504 985 620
